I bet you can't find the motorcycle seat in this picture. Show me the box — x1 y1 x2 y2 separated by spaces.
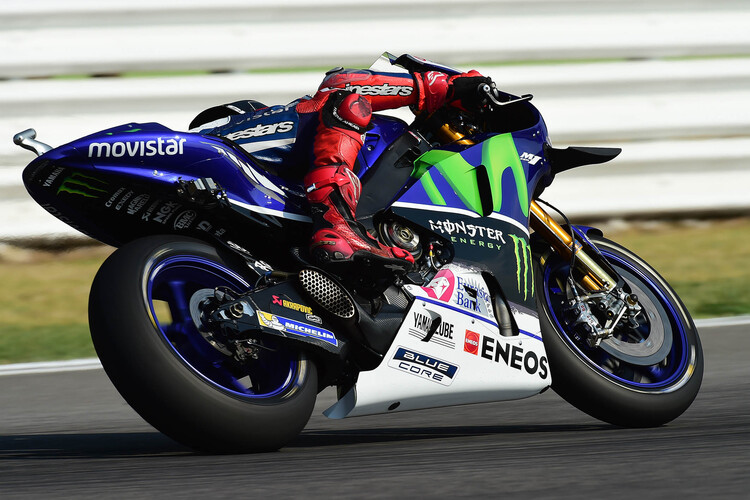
189 99 269 131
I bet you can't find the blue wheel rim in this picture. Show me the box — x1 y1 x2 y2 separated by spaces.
146 255 300 399
543 249 691 390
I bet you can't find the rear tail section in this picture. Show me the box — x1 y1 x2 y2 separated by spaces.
18 123 310 261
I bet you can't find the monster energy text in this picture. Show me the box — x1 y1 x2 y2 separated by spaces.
429 219 506 247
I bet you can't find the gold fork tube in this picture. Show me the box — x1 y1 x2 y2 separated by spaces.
438 124 475 145
530 201 616 292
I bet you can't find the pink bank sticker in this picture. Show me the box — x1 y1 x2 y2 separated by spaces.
421 269 455 302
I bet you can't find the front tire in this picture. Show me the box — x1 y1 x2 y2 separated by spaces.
89 236 318 453
536 234 703 427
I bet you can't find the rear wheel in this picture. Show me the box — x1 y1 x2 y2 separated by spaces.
89 236 317 453
536 234 703 427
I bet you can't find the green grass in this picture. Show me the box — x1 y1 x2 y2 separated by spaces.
1 218 749 364
1 324 95 364
599 218 750 319
0 246 111 364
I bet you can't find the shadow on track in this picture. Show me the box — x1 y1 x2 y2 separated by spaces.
290 422 612 448
0 432 191 460
0 422 614 458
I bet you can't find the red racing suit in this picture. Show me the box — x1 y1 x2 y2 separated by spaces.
196 63 489 269
299 66 487 268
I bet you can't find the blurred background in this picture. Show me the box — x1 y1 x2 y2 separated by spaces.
1 0 749 362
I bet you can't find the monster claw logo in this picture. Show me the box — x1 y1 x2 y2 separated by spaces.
510 235 533 300
57 172 108 199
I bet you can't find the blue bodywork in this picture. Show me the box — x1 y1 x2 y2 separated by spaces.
21 114 415 253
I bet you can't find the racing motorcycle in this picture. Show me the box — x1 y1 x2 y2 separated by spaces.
14 53 703 453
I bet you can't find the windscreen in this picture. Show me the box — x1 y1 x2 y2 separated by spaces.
369 52 461 76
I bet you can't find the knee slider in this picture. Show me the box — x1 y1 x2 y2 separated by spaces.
323 90 372 133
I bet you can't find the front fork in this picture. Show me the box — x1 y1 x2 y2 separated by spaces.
529 201 617 293
529 201 646 346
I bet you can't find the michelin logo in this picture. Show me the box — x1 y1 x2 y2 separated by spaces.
258 311 338 347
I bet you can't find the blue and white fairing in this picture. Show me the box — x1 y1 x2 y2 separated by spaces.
326 263 550 419
326 100 555 419
71 122 309 220
22 114 410 249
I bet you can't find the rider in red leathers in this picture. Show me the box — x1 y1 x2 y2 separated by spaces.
193 59 491 271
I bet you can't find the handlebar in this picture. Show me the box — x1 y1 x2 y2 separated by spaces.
478 83 533 107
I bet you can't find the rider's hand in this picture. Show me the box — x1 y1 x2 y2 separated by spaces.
414 70 493 114
447 71 493 110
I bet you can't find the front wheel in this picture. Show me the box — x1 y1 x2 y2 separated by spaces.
89 236 318 453
536 233 703 427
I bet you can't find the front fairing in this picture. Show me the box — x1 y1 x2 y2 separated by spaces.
391 105 551 310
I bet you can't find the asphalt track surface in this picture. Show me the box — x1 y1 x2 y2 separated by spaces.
1 323 748 499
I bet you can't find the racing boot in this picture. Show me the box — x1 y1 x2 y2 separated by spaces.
304 164 414 272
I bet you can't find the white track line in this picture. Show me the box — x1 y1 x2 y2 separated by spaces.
694 315 750 329
0 358 102 376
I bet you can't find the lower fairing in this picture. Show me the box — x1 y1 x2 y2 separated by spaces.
325 264 550 418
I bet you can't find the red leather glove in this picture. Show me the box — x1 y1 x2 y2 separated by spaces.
414 70 492 113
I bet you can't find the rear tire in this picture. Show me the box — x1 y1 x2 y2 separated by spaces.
536 234 703 427
89 236 317 453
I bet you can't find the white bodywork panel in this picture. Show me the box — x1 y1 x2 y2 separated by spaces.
325 264 551 419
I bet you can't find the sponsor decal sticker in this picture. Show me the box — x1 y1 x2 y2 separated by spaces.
126 193 150 215
140 199 162 221
257 311 337 347
251 102 297 120
271 295 313 315
88 137 186 158
388 346 458 386
454 276 492 314
43 167 66 187
343 82 413 97
56 172 108 198
420 268 455 302
40 203 94 237
225 121 294 141
464 330 480 355
104 188 126 208
510 235 534 300
173 210 197 230
429 219 507 251
408 311 455 349
305 313 322 324
147 201 182 225
520 152 542 165
114 190 134 211
479 333 548 379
